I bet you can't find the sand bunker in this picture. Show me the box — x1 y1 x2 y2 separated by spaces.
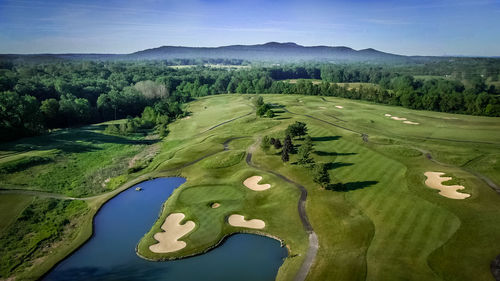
319 106 327 109
386 114 419 125
243 176 271 191
228 214 265 229
211 203 220 208
149 213 196 253
335 105 344 109
424 172 470 199
391 116 407 121
181 116 191 120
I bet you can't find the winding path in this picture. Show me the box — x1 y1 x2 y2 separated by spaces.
246 141 318 281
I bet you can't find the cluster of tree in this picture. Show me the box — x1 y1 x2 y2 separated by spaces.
262 122 332 188
2 59 499 141
104 105 171 137
0 61 188 141
253 96 275 118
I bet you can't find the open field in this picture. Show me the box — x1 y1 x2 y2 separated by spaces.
1 94 500 281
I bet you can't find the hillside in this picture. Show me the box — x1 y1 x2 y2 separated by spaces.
0 42 418 63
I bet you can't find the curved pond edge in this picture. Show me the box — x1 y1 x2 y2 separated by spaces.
39 174 179 280
136 229 289 262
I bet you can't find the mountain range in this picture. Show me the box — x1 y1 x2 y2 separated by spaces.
0 42 448 63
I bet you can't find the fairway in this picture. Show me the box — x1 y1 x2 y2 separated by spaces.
133 94 500 281
2 94 500 281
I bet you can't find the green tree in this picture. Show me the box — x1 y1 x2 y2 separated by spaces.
253 95 264 107
273 139 282 149
281 148 289 162
283 135 294 154
312 163 330 188
40 98 60 128
256 104 271 117
286 121 308 139
297 136 314 166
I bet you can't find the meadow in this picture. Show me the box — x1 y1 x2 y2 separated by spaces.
1 94 500 280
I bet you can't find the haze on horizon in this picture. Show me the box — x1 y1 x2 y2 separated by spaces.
0 0 499 56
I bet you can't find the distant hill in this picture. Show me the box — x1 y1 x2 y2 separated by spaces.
127 42 409 62
0 42 458 63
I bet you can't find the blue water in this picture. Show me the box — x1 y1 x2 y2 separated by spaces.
44 177 287 281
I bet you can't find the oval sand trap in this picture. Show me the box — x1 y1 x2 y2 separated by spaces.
384 113 392 117
335 105 343 109
424 172 470 199
243 176 271 191
149 213 196 253
391 116 407 121
228 214 265 229
403 121 419 125
211 203 220 208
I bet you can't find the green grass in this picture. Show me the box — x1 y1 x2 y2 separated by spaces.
137 94 500 281
200 150 246 168
0 198 89 278
0 124 158 197
3 93 500 281
0 194 33 234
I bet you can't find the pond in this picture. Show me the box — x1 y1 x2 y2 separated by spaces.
44 177 287 281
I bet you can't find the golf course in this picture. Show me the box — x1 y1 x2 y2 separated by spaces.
2 92 499 281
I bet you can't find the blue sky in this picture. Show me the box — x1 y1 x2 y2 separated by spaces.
0 0 499 55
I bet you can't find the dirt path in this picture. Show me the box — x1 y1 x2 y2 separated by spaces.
246 140 317 281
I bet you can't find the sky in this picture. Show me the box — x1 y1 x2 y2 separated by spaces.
0 0 499 56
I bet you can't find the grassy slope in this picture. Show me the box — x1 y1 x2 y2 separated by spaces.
271 94 500 281
137 95 308 281
0 194 33 234
139 94 500 281
0 122 162 279
2 93 500 281
0 123 157 197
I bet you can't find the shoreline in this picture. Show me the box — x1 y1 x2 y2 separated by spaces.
136 229 289 262
36 172 180 280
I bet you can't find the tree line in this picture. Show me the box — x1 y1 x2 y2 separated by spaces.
1 60 499 141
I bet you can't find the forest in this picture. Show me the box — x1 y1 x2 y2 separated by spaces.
1 58 499 141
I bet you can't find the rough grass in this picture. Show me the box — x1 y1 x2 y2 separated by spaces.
0 125 157 197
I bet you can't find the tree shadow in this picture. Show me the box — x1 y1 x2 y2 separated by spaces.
326 181 378 192
325 162 353 170
0 127 158 155
272 109 286 114
270 103 285 109
314 151 357 157
311 136 341 142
